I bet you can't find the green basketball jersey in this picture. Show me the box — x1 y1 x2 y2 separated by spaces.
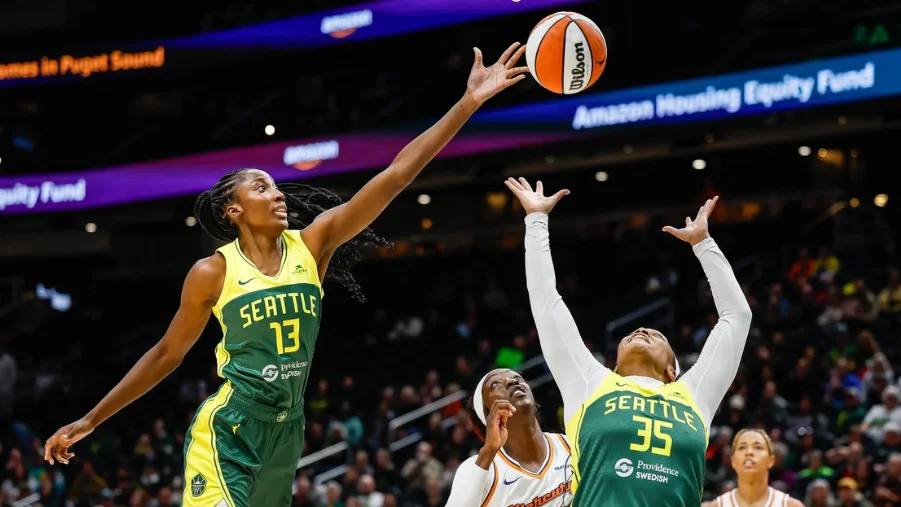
211 230 323 409
565 373 708 507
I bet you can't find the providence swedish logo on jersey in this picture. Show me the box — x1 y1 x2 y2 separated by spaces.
571 381 707 506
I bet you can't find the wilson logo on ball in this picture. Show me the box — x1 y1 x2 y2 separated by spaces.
525 11 607 95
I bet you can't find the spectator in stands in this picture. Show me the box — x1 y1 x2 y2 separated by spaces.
789 248 817 283
67 460 108 505
834 477 873 507
877 268 901 316
862 385 901 443
357 474 386 507
0 339 15 436
806 478 834 507
322 480 344 507
873 453 901 506
373 449 399 494
400 442 442 492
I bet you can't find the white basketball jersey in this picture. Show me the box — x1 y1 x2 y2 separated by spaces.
715 487 795 507
479 433 572 507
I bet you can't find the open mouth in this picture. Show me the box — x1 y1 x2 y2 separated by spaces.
631 333 650 344
743 459 756 467
510 386 527 397
274 205 288 218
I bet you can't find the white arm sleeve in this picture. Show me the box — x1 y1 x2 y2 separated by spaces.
524 213 609 423
680 238 753 428
445 457 494 507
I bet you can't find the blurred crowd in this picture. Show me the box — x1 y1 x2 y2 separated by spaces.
5 213 901 506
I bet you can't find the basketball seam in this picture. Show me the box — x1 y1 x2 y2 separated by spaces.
570 19 593 92
536 17 569 94
560 19 572 95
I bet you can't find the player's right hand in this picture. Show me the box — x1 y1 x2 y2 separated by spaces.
484 400 516 452
43 417 95 465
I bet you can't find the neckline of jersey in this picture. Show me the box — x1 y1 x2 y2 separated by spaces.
235 233 288 279
623 375 665 388
499 433 552 475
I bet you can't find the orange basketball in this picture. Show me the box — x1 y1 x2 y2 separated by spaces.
525 12 607 95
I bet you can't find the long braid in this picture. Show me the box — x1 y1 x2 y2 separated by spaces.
193 170 391 303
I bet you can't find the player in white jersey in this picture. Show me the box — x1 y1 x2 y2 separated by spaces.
446 368 572 507
703 429 803 507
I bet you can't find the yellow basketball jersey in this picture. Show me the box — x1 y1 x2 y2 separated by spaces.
565 373 708 507
211 230 323 409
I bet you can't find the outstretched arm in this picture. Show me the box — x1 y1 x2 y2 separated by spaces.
665 198 752 429
506 178 610 423
43 255 225 465
302 43 529 268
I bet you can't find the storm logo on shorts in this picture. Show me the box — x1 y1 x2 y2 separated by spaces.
191 473 207 497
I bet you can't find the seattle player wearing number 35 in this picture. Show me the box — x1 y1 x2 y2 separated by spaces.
505 177 752 507
39 42 531 507
444 369 572 507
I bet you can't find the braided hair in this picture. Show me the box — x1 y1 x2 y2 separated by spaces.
193 169 391 303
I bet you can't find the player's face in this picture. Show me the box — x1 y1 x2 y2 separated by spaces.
617 328 675 381
731 431 775 476
229 170 289 234
482 369 535 413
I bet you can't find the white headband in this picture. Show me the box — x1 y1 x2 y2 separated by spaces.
472 369 509 426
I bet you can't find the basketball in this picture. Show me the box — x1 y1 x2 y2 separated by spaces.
525 12 607 95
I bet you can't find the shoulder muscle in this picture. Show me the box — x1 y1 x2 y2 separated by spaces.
185 253 227 306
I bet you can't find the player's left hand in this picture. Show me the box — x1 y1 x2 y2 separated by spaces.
663 196 718 246
467 42 530 105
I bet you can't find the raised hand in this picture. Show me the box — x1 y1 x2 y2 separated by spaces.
467 42 530 106
663 196 719 246
504 177 570 215
483 400 516 452
44 417 95 465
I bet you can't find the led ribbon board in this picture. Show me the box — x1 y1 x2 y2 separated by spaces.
1 47 900 215
0 0 590 87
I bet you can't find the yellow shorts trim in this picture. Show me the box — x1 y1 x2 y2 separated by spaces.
183 382 236 507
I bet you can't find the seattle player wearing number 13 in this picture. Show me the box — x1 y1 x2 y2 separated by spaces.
505 178 753 507
40 42 532 507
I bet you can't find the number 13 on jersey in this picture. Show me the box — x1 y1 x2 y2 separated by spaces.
630 415 673 457
270 319 300 354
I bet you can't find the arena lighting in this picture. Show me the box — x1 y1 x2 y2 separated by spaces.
421 218 433 230
798 146 812 156
185 216 197 226
4 47 901 215
0 0 586 88
85 222 97 233
818 148 828 157
875 194 889 207
417 194 431 205
595 171 609 182
850 198 860 208
692 159 707 170
265 125 275 136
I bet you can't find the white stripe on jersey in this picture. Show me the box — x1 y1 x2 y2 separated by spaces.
714 486 796 507
482 434 572 507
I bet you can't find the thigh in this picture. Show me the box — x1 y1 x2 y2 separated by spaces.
248 419 305 507
183 399 261 507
